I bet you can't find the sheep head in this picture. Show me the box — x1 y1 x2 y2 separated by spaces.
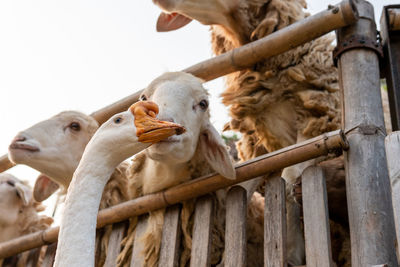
140 72 236 180
8 111 99 189
153 0 249 45
0 174 34 241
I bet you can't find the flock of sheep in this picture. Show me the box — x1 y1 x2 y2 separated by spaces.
0 0 390 266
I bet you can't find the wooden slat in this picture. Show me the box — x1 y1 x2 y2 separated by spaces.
385 132 400 259
159 205 181 267
225 186 247 267
190 195 214 267
302 166 333 267
41 243 57 267
104 222 126 267
131 215 148 267
25 247 41 267
264 176 287 267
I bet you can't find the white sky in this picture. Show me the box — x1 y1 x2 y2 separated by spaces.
0 0 395 217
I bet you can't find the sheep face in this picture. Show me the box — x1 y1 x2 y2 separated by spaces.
0 173 31 228
141 73 210 164
8 111 99 188
154 0 244 44
141 72 236 180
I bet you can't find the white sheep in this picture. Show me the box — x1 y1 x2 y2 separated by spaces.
54 100 183 267
117 72 264 267
0 173 53 266
8 110 131 265
153 0 346 265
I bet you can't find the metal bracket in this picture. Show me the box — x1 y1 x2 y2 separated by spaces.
333 33 384 66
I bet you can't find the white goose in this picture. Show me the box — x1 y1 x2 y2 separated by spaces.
54 101 184 267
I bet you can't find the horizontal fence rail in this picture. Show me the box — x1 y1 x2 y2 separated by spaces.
0 0 358 173
0 130 348 258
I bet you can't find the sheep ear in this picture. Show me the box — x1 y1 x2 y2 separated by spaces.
15 182 32 206
156 12 192 32
33 174 59 202
199 123 236 180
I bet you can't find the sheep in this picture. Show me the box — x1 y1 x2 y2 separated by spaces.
152 0 354 265
53 100 184 267
8 110 131 265
117 72 264 267
0 173 53 266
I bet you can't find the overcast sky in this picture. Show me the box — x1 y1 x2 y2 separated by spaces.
0 0 395 216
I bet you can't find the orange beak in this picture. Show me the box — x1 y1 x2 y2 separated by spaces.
130 101 186 143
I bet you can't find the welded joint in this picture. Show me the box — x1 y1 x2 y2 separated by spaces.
345 124 386 137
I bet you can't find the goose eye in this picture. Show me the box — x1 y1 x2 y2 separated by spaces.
114 117 123 124
140 95 147 101
69 122 81 131
199 99 208 110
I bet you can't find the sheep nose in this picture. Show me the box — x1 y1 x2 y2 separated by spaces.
12 135 26 143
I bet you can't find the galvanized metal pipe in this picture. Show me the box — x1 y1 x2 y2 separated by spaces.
0 130 348 258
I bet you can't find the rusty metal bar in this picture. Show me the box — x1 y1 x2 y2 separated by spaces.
0 0 358 173
0 130 348 258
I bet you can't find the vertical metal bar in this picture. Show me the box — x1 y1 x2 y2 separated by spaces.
337 1 397 266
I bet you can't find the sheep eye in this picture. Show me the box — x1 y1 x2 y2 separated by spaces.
114 117 123 124
69 122 81 131
199 100 208 110
140 95 147 101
